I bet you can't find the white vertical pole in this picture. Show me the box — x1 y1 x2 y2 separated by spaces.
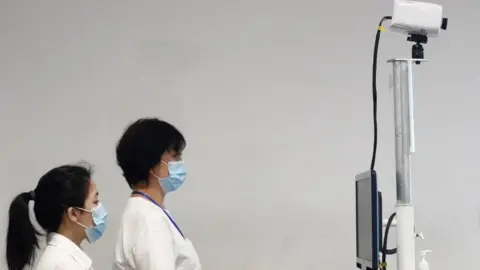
388 58 425 270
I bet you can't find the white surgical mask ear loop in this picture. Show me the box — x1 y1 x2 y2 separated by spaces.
73 207 93 229
75 221 89 229
75 207 92 213
151 172 162 179
152 161 169 179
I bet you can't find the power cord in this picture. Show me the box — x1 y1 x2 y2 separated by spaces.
370 16 391 171
381 212 397 269
371 16 397 270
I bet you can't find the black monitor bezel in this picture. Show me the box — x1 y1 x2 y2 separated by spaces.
355 170 380 270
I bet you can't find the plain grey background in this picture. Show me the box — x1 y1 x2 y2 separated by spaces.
0 0 477 269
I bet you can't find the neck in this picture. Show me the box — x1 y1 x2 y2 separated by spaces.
133 181 166 208
57 226 83 246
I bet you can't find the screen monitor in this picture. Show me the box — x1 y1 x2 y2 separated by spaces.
355 170 381 270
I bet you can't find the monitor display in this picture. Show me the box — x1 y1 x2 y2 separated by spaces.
355 170 380 270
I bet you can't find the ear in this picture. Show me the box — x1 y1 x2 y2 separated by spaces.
66 207 80 223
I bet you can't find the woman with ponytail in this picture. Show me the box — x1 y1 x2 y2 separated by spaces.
5 164 108 270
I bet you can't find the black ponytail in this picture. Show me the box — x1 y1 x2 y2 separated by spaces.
6 191 41 270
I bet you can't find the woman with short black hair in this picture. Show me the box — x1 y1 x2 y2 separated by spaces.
5 164 107 270
113 118 201 270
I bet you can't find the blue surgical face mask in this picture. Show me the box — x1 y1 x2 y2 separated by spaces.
153 160 187 193
75 202 108 244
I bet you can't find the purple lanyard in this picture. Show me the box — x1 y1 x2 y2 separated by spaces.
132 191 185 238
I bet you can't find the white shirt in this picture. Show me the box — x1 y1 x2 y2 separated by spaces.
36 233 93 270
112 197 201 270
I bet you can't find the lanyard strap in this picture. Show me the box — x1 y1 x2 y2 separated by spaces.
132 191 185 238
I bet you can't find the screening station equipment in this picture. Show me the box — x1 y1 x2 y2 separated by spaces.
355 1 448 270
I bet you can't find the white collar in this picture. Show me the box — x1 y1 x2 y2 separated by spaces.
47 233 92 268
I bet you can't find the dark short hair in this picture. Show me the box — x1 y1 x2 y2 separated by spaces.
6 164 93 270
116 118 186 188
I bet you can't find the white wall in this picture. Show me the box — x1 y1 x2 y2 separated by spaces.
0 0 477 269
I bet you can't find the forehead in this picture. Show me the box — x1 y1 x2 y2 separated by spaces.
87 180 98 197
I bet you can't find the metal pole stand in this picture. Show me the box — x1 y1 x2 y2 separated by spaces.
387 58 427 270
